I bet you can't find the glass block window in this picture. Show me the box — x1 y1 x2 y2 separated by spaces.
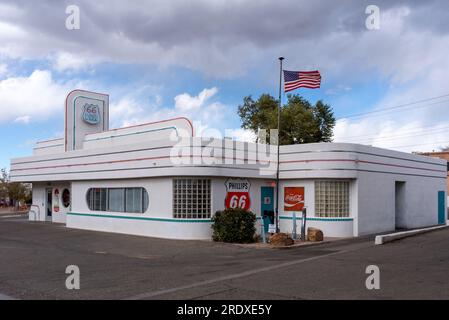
315 181 350 217
173 179 211 219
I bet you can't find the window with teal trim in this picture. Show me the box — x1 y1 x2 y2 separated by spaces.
86 187 149 213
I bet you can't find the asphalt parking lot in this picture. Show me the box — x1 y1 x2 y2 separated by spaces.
1 215 448 300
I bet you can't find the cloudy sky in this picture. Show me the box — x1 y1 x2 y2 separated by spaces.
1 0 449 169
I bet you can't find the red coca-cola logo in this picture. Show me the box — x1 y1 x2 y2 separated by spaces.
285 194 303 202
284 187 304 211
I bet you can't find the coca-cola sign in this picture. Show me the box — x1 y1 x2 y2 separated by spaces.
284 187 304 211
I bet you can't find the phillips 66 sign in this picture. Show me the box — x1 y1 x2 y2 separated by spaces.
225 178 251 211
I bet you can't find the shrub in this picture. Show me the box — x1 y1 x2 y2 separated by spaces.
211 208 256 243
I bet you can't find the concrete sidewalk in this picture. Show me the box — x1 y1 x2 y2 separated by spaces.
0 209 28 218
375 224 449 245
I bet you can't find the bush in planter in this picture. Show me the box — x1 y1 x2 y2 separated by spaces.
211 208 256 243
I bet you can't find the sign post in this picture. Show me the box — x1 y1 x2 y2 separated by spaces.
301 207 307 242
292 211 297 239
261 219 266 243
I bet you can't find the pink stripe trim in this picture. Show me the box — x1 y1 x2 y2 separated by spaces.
11 156 272 171
281 159 446 173
10 157 445 173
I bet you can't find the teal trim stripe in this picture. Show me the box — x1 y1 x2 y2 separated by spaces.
67 212 212 223
67 212 351 223
279 215 353 222
84 126 178 142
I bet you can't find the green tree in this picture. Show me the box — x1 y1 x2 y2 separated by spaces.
8 182 30 204
0 168 8 201
237 94 335 145
0 168 31 205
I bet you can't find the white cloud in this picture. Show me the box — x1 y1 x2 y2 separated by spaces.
0 70 73 123
0 1 447 154
334 89 449 153
0 3 23 20
224 128 257 142
0 1 447 83
111 87 235 138
14 115 30 124
0 21 26 40
109 97 145 128
331 8 449 153
174 87 218 112
52 52 91 72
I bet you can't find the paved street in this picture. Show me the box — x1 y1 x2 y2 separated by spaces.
0 215 448 300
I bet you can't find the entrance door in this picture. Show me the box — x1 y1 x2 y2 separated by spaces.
438 191 446 225
46 188 52 220
395 181 406 230
261 186 274 233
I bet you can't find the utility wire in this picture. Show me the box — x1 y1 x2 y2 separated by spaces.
338 126 449 144
368 139 449 150
337 93 449 120
336 123 449 140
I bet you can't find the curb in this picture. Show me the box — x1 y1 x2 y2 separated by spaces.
374 224 449 245
232 236 352 250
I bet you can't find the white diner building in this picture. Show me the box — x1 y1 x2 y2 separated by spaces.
10 90 448 240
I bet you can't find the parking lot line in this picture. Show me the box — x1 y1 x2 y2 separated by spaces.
124 249 351 300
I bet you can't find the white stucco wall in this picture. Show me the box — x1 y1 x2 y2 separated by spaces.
65 176 358 239
357 172 446 235
277 179 355 237
33 138 65 156
68 178 212 240
30 182 70 223
67 177 276 240
30 183 46 221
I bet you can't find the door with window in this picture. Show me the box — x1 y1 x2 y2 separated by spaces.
45 188 52 220
261 186 274 233
438 191 446 225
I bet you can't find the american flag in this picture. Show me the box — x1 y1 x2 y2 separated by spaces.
283 70 321 93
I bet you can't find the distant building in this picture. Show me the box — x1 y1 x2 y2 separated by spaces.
418 151 449 192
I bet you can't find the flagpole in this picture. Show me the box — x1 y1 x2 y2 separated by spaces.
275 56 284 233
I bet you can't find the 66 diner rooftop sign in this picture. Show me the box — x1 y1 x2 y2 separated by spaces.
82 103 101 125
225 178 251 211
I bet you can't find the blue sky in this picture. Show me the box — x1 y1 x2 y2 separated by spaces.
1 0 449 170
